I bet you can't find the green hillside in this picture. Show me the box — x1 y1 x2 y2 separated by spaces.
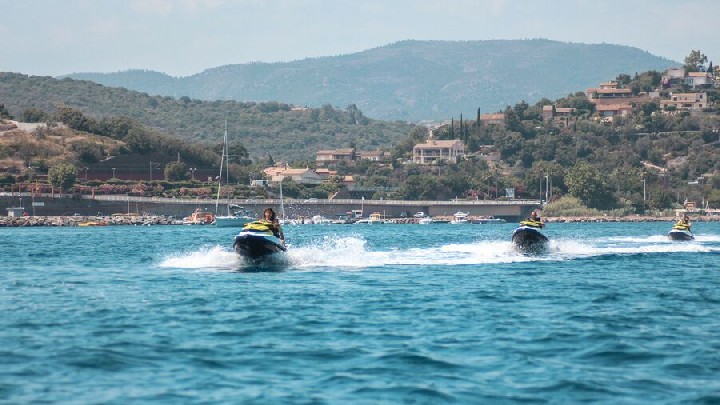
0 73 414 161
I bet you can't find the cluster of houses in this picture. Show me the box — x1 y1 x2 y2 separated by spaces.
261 66 716 185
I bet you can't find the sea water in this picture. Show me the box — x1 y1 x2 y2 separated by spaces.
1 221 719 403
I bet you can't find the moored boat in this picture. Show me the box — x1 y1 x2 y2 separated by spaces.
511 220 549 253
472 216 507 224
182 208 215 225
214 205 254 228
450 212 469 224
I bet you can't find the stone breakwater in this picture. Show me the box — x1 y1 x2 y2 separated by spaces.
0 215 179 227
547 215 720 223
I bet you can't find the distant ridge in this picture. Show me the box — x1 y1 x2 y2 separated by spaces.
63 39 676 121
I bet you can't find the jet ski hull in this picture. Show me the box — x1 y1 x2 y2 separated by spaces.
233 231 286 260
668 229 694 241
511 226 549 252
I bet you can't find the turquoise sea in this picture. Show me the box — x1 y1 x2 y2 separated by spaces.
2 221 720 403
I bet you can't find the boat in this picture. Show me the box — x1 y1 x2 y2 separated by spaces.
310 215 332 224
331 213 354 224
233 221 287 260
368 212 384 224
450 211 469 224
214 204 254 228
78 221 108 227
511 220 549 252
667 224 694 241
182 208 215 225
418 216 433 224
472 216 507 224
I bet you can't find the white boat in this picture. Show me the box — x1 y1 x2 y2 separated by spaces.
472 216 507 224
450 212 469 224
213 122 253 228
215 204 254 228
418 216 433 224
311 215 332 224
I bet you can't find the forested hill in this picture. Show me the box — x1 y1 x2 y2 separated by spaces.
63 39 676 121
0 73 414 161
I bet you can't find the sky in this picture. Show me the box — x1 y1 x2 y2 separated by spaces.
1 0 718 78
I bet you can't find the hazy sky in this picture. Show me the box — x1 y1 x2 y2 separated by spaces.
2 0 717 77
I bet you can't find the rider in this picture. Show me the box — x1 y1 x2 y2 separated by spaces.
523 210 545 229
261 207 285 244
242 207 285 245
674 214 691 231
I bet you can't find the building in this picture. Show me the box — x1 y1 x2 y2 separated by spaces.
412 139 465 164
262 165 325 185
315 148 356 167
542 105 576 124
586 81 648 105
478 113 505 125
356 150 389 162
660 92 708 111
596 103 633 117
685 72 714 89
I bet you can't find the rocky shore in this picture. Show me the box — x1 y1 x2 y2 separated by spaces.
0 215 179 227
547 215 720 223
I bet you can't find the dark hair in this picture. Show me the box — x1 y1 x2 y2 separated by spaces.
264 208 277 222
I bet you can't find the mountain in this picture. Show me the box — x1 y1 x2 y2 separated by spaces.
64 39 677 121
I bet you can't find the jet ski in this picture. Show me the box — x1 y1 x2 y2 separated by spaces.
511 220 549 253
667 223 694 241
233 221 287 260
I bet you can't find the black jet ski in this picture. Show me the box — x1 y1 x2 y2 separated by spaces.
667 223 694 241
511 220 549 253
233 221 287 260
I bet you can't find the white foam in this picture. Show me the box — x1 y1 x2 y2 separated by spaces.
158 245 241 270
158 233 720 271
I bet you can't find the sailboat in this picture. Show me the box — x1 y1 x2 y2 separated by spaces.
214 122 254 228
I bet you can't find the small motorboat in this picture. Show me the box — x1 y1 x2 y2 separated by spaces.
511 221 549 253
667 224 694 241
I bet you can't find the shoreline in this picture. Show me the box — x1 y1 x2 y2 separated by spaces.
0 215 178 227
1 214 718 227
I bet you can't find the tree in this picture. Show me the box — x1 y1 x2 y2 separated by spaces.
48 163 77 191
0 103 12 120
684 50 708 72
164 161 187 181
565 162 616 209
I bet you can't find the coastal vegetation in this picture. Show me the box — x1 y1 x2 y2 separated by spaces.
0 50 718 216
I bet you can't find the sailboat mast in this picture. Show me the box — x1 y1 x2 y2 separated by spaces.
214 121 228 214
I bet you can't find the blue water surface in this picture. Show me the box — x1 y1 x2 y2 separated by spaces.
1 221 719 403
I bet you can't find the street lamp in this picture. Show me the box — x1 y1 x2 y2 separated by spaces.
189 168 197 181
545 175 549 204
112 167 116 179
84 167 89 180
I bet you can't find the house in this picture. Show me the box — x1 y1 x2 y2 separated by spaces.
314 168 338 180
412 139 465 164
316 148 356 166
596 103 633 117
685 72 714 89
662 67 686 88
542 105 576 125
586 81 648 105
357 150 389 162
478 113 505 125
262 165 324 185
660 92 708 111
